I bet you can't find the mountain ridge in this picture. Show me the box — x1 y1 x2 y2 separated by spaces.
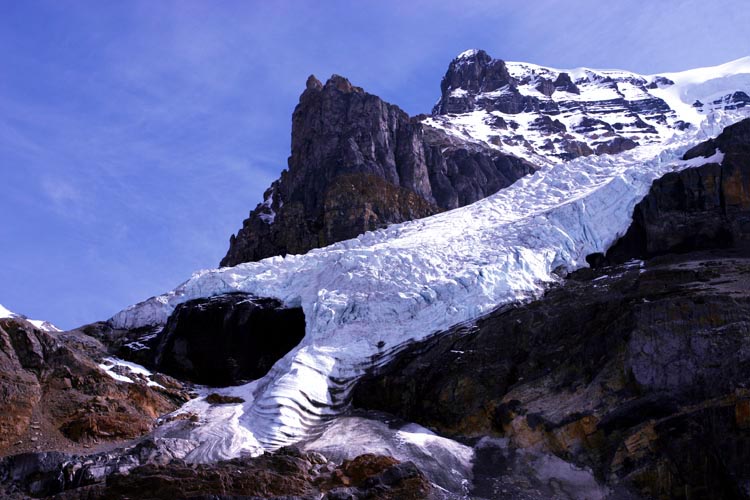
220 68 536 266
222 50 750 267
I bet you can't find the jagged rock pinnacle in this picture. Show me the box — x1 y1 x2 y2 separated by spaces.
306 74 323 91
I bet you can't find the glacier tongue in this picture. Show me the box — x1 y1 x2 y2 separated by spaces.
112 108 749 461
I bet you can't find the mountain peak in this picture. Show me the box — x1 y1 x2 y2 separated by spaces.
435 49 514 114
324 74 363 94
455 48 489 62
305 74 323 91
0 303 14 319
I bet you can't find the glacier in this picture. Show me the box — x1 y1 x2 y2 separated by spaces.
111 56 750 462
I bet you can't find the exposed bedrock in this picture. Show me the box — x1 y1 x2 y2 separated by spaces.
154 293 306 387
354 250 750 499
431 49 665 160
221 72 535 266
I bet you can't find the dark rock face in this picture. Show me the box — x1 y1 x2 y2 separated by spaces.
433 50 515 114
155 293 306 386
421 126 535 209
607 117 750 263
96 449 433 500
553 72 580 94
221 73 535 267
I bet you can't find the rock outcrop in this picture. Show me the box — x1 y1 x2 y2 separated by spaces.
605 117 750 263
354 249 750 499
154 293 306 386
426 49 712 162
221 73 535 266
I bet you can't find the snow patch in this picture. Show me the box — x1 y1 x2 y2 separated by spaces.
303 416 474 495
27 319 62 332
456 49 479 60
98 357 165 388
258 188 276 224
0 304 62 332
0 304 14 319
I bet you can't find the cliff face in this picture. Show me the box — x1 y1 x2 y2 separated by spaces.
220 74 535 267
605 117 750 262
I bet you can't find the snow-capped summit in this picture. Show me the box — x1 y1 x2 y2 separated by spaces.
0 303 62 332
456 48 480 60
428 50 750 164
0 304 14 318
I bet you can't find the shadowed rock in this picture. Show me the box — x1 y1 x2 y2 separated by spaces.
221 72 534 267
155 293 306 386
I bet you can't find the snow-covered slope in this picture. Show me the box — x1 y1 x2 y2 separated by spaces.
0 303 62 332
111 55 750 462
0 304 15 319
426 52 750 165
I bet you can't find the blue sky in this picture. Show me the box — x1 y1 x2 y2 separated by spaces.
2 0 748 329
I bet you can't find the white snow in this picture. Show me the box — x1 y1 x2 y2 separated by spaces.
303 416 474 495
154 384 265 461
98 356 165 388
258 187 276 224
113 57 750 462
27 319 62 332
429 55 750 164
650 56 750 126
0 304 14 319
457 49 479 60
0 303 62 332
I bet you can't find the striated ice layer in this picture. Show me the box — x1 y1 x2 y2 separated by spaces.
112 107 748 461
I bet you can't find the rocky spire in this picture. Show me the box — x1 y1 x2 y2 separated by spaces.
220 71 535 267
433 49 515 114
